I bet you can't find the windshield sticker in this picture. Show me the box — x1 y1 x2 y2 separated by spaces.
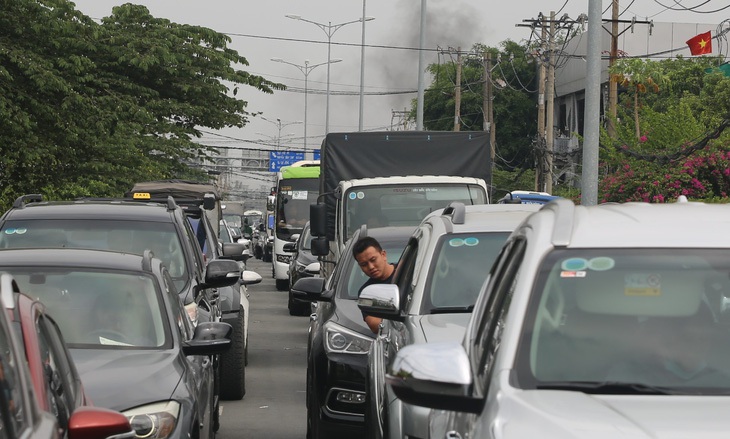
3 228 27 235
624 273 661 296
463 237 479 246
15 228 26 234
292 191 308 200
449 238 465 247
560 271 587 278
357 192 365 199
561 258 588 271
349 192 357 200
587 257 615 271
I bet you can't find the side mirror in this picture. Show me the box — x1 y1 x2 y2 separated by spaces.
221 242 248 262
311 236 329 257
67 407 133 439
358 284 402 320
291 277 328 302
241 270 262 286
304 262 320 275
182 322 232 355
199 259 240 290
310 203 327 237
203 193 216 210
283 242 296 252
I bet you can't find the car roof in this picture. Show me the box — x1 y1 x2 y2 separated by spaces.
3 201 177 222
425 203 541 233
0 248 153 272
531 198 730 248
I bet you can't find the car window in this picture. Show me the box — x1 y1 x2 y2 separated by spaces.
36 315 74 430
0 219 188 282
0 317 26 438
344 240 406 300
13 270 169 349
516 248 730 394
423 232 510 313
164 270 193 341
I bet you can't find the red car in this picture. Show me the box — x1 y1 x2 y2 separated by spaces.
0 273 134 439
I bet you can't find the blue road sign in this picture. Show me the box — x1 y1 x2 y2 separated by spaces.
269 151 305 172
313 149 321 160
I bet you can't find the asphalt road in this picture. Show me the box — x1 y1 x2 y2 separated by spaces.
218 257 310 439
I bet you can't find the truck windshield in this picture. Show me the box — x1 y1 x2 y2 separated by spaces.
344 184 487 238
276 178 319 241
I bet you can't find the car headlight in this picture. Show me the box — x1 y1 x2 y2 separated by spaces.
324 321 372 355
124 401 180 439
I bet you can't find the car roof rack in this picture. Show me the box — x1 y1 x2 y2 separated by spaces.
12 194 43 209
442 201 466 225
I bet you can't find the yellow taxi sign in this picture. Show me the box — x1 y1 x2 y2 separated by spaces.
132 192 151 199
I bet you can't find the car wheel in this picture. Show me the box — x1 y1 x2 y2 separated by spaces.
219 307 245 400
276 278 289 291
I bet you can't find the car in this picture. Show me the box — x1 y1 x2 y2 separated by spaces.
0 249 236 439
3 281 139 438
497 190 560 205
386 197 730 438
0 273 135 439
357 202 540 439
285 221 319 316
290 225 412 439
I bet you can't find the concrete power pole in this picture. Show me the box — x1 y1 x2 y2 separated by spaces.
545 11 556 193
454 48 462 132
483 52 494 162
536 18 547 192
608 0 619 137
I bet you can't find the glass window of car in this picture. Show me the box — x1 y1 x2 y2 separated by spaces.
0 219 188 285
12 270 169 349
36 315 74 430
0 318 26 438
164 269 193 341
344 240 406 300
515 248 730 394
423 231 511 313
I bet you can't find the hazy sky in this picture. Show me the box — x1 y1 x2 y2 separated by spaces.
69 0 726 154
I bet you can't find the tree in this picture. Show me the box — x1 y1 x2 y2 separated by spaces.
410 41 537 172
610 58 669 139
0 0 283 210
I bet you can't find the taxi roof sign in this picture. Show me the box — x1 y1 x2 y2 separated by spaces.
132 192 151 199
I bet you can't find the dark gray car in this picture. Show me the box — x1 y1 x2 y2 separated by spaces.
286 221 319 316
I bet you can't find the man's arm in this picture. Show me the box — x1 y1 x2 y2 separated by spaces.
364 315 382 334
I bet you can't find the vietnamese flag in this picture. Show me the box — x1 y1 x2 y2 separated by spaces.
686 31 712 55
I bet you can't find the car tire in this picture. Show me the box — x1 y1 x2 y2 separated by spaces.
219 307 246 400
276 278 289 291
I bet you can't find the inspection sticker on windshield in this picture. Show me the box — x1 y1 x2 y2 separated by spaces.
292 191 308 200
560 271 586 278
624 273 661 296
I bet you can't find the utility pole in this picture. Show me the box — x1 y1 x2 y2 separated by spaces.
536 18 547 192
608 0 619 137
454 48 462 132
483 52 494 162
545 10 556 193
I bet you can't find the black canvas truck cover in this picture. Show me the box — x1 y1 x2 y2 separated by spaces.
320 131 491 240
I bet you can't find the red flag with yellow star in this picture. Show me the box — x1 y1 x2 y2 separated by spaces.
686 31 712 55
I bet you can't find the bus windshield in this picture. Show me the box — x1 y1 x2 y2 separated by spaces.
276 178 319 241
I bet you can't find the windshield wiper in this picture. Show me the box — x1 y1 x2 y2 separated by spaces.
536 381 676 395
430 305 474 314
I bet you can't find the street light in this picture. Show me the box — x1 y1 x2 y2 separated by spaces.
286 13 374 134
260 117 302 149
271 57 341 149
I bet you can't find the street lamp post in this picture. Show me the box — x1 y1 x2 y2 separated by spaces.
271 58 340 148
286 13 374 134
261 117 302 149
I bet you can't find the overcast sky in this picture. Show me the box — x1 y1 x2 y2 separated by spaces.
69 0 728 152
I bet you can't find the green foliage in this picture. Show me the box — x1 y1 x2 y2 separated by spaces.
0 0 283 212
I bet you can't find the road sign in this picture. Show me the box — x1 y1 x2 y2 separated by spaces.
313 149 321 160
268 151 305 172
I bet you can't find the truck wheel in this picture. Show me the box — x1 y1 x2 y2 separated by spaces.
276 279 289 291
263 247 272 262
219 307 245 400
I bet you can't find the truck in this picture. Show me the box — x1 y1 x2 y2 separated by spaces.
272 160 320 290
310 131 492 279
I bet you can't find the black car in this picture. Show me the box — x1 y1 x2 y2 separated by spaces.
0 249 235 439
291 226 411 438
0 273 135 439
285 221 319 316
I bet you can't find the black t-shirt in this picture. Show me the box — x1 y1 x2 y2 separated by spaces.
358 264 396 319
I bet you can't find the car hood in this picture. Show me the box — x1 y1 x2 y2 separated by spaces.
497 389 730 438
333 297 373 338
416 314 471 343
70 348 184 412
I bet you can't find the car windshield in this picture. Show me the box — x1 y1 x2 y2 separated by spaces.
517 249 730 395
423 232 510 313
342 240 406 300
0 219 189 286
9 269 169 348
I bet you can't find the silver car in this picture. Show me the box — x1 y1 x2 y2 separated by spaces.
387 198 730 438
358 202 540 439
